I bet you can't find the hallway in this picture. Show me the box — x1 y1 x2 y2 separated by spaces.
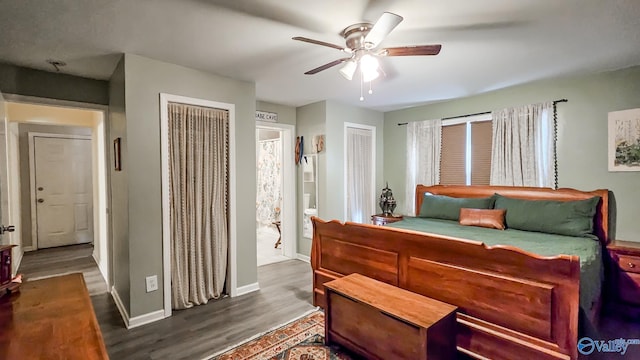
18 244 108 296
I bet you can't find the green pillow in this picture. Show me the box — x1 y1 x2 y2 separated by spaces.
493 194 600 237
419 194 495 221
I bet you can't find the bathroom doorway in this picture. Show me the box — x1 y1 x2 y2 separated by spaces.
256 122 296 266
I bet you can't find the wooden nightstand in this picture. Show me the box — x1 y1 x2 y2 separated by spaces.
607 240 640 319
371 214 403 226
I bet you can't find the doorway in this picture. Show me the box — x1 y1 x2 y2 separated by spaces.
256 122 296 267
2 97 110 288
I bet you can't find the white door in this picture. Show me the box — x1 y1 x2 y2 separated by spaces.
34 136 93 248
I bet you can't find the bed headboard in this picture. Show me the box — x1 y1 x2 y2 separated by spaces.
415 185 611 245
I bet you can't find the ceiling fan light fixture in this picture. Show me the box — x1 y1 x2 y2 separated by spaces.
339 60 357 80
362 68 379 82
360 54 380 82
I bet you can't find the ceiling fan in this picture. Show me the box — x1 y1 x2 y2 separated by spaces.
293 12 441 82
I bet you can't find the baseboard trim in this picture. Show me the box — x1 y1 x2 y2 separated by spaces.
128 309 165 329
296 253 310 263
111 286 130 328
22 246 35 252
13 248 23 276
92 251 110 289
111 286 165 329
235 282 260 297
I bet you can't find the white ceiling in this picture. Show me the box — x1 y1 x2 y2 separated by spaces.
1 0 639 111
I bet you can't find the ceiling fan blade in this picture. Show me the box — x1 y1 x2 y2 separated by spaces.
293 37 346 52
304 58 351 75
381 45 442 56
364 12 403 49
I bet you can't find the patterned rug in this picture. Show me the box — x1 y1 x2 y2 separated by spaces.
209 310 354 360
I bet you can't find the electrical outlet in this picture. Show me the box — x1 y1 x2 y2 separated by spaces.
146 275 158 292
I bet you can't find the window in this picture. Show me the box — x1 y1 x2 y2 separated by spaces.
439 114 492 185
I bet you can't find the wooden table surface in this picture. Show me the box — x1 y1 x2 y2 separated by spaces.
0 273 109 360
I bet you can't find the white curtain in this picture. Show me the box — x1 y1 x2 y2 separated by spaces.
406 119 442 215
256 138 282 227
490 102 554 187
168 102 229 310
345 126 374 223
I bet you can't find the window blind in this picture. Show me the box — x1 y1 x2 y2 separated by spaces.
471 121 493 185
440 123 466 185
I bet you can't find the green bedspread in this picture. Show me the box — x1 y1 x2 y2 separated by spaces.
387 217 603 310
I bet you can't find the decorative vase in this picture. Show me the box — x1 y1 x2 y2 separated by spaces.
379 183 396 216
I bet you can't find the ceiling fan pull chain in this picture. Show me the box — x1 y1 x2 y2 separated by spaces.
369 80 373 95
360 71 364 101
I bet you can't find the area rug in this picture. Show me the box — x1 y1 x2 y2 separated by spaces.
208 310 353 360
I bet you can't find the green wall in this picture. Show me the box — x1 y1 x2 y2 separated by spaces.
295 102 326 256
325 101 385 221
384 65 640 241
295 100 384 256
108 56 131 313
0 63 108 105
119 54 256 317
256 101 296 126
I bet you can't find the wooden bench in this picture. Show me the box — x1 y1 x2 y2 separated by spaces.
324 273 457 360
0 273 108 359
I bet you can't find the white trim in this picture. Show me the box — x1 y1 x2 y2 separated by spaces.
160 93 237 317
13 249 23 273
22 246 35 252
296 253 310 263
111 286 130 327
442 113 492 126
92 250 109 288
110 286 164 328
343 122 376 223
256 121 297 259
28 133 92 250
5 121 22 274
128 310 166 329
235 282 260 296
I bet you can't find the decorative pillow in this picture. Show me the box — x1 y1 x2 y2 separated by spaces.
459 208 506 230
419 194 496 221
493 194 600 237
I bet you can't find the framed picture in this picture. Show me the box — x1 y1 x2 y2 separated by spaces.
113 137 122 171
608 108 640 171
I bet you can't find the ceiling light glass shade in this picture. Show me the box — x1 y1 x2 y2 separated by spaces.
359 54 380 82
362 69 379 82
339 60 357 80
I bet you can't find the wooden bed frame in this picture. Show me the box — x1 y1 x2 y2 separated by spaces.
311 185 610 360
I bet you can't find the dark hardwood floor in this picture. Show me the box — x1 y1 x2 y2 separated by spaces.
93 259 315 360
18 243 108 295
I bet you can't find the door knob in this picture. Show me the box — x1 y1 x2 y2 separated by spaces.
37 198 44 203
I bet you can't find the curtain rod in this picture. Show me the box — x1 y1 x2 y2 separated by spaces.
397 98 568 126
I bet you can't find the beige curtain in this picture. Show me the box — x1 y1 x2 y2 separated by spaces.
490 102 554 187
406 119 441 215
168 102 229 310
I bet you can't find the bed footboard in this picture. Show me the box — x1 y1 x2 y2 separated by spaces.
311 218 580 360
